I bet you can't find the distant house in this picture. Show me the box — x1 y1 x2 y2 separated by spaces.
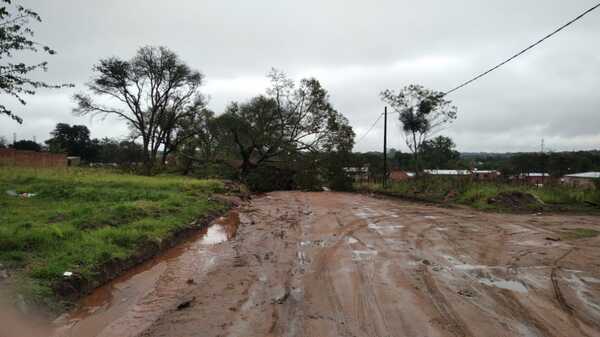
472 169 501 181
562 172 600 189
517 173 551 186
344 165 369 182
67 156 81 166
423 169 471 177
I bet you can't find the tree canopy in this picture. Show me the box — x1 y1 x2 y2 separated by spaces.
73 46 205 174
215 69 355 175
45 123 97 160
381 85 457 173
420 135 460 169
11 139 41 151
0 0 72 123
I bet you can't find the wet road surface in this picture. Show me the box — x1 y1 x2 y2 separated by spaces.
52 192 600 337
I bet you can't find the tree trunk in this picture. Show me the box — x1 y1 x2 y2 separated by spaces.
240 158 256 179
412 132 420 177
142 138 153 176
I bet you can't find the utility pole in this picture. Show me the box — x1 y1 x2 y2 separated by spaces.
541 138 545 186
383 106 388 188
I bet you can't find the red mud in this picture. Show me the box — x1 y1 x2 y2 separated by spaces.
4 192 600 337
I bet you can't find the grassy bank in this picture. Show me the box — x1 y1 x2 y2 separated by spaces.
358 177 600 212
0 167 227 310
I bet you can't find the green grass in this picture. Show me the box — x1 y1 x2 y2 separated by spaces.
562 228 600 240
358 177 600 212
0 167 226 309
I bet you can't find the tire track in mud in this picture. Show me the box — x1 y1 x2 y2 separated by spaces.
551 248 577 314
549 247 598 337
57 192 600 337
415 214 559 337
307 215 365 337
487 288 559 337
413 224 475 337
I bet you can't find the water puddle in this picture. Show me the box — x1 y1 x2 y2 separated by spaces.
479 278 528 293
347 237 358 244
300 239 327 248
352 250 378 261
581 276 600 284
201 213 239 245
52 211 239 337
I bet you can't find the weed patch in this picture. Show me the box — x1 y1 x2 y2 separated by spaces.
562 228 600 240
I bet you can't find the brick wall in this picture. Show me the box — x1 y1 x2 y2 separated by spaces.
0 148 67 168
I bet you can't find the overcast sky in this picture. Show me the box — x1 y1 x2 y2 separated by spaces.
2 0 599 153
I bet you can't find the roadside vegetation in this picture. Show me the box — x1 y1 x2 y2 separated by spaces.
359 177 600 213
0 167 227 310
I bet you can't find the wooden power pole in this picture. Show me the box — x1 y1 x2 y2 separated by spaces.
383 106 388 188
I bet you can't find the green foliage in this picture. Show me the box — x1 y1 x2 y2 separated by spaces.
361 177 600 212
74 46 205 174
380 85 457 173
421 136 460 169
562 228 600 240
215 69 355 177
322 151 354 191
92 138 144 166
11 139 42 151
45 123 97 161
0 167 225 307
245 165 294 192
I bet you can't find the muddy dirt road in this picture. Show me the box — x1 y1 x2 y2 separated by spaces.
50 192 600 337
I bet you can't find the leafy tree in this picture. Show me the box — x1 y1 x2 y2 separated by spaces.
420 135 460 169
216 69 354 176
0 136 6 148
381 85 457 175
73 46 205 174
11 139 40 151
175 108 226 175
94 138 144 166
0 0 72 123
45 123 97 160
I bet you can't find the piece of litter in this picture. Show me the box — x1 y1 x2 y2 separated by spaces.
63 271 73 277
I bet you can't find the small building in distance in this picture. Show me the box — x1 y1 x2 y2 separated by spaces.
344 165 369 182
423 169 472 177
67 156 81 166
472 169 501 181
516 173 551 186
562 172 600 189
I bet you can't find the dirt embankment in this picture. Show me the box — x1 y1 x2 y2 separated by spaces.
9 191 600 337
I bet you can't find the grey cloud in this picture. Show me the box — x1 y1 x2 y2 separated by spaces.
1 0 599 153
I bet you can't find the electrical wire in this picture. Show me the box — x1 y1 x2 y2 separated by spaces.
444 2 600 95
356 2 600 145
355 112 384 145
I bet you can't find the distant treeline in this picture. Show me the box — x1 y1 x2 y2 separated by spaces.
350 147 600 178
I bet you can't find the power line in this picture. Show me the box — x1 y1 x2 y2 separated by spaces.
356 2 600 146
444 2 600 95
355 112 384 145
